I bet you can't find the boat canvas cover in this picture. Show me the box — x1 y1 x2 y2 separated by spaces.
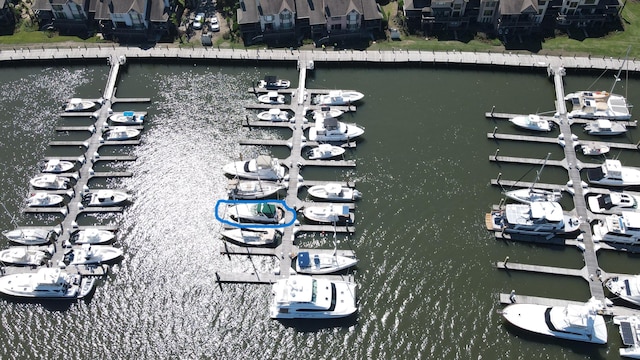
257 203 277 217
596 119 612 130
609 96 630 115
604 160 623 179
297 252 311 268
530 202 563 222
123 111 134 117
255 155 274 170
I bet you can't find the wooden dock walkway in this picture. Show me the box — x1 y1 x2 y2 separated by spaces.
2 45 640 73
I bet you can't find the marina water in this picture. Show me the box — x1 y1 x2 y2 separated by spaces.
0 61 639 359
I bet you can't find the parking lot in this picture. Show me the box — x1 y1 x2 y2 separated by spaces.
185 0 228 46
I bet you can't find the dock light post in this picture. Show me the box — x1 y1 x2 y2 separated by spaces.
492 126 498 138
497 172 502 184
494 148 500 159
491 105 495 116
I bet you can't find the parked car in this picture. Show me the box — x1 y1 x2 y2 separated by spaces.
193 13 205 30
210 16 220 32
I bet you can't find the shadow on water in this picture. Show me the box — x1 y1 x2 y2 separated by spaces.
1 296 80 311
277 313 358 332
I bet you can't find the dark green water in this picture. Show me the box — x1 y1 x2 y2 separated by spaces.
0 60 638 359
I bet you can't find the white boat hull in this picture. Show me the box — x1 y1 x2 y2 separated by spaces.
30 175 70 190
501 302 607 344
606 276 640 307
73 229 116 245
66 245 123 265
257 109 289 122
307 145 346 160
222 156 285 181
0 268 94 299
221 228 278 246
65 99 96 112
227 180 285 199
41 159 75 173
295 252 358 274
303 205 353 224
0 248 47 266
503 188 562 204
509 115 552 132
317 91 364 106
307 184 361 201
3 228 53 245
227 203 284 224
104 127 140 140
270 276 357 319
86 190 130 207
26 193 64 207
109 112 144 124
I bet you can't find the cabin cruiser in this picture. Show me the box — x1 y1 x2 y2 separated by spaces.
269 275 357 319
295 251 358 275
227 179 286 199
584 119 627 136
41 159 74 173
65 98 96 112
72 228 116 245
257 108 289 122
592 211 640 244
86 189 130 207
303 204 353 224
587 192 640 214
258 75 290 90
29 174 70 190
614 316 640 358
0 247 48 266
0 268 95 299
109 111 144 125
308 116 364 143
485 201 580 236
26 192 64 207
307 183 361 201
307 144 346 160
565 90 631 120
221 228 279 246
588 160 640 187
257 91 285 105
227 203 284 224
104 126 140 140
316 90 364 106
3 228 55 245
223 155 286 181
509 114 552 132
606 275 640 307
501 297 607 344
65 244 123 265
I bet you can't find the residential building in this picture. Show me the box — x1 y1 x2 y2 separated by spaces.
404 0 478 32
494 0 540 37
555 0 621 28
32 0 93 36
237 0 297 46
94 0 171 43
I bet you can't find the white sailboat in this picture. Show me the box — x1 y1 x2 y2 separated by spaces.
503 153 562 204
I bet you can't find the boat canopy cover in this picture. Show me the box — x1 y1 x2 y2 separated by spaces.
123 111 134 117
297 251 310 268
256 155 274 169
257 203 277 217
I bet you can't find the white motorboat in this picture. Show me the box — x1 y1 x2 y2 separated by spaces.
65 244 123 265
587 192 640 214
584 119 627 136
257 108 290 122
26 192 64 207
485 201 580 236
592 211 640 244
606 275 640 307
227 203 284 224
258 76 290 90
509 114 552 132
269 275 357 319
588 159 640 187
104 126 140 140
109 111 145 125
581 143 610 156
316 90 364 106
311 107 344 119
72 228 116 245
223 155 286 181
503 153 562 204
295 251 358 274
0 247 47 266
303 204 353 224
501 297 607 344
65 98 96 112
41 159 75 173
307 144 346 160
221 228 279 246
0 268 95 299
227 179 286 199
308 117 364 142
307 183 362 201
29 174 70 190
614 315 640 358
566 91 631 120
257 91 285 105
3 228 54 245
86 189 130 207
